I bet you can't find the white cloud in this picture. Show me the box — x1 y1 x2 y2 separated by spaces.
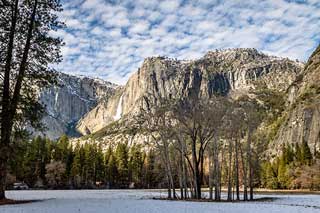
159 0 181 13
129 21 150 34
56 0 320 85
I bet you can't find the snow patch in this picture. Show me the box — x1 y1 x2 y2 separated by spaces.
2 190 320 213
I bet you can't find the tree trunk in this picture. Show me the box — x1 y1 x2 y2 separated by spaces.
11 0 38 113
213 139 220 201
242 133 249 201
248 130 254 201
167 175 172 199
249 161 254 200
235 138 240 201
199 148 205 199
0 0 19 200
209 148 213 200
195 170 201 199
191 138 201 199
227 140 233 201
182 157 188 199
0 158 8 200
163 139 175 199
178 150 184 199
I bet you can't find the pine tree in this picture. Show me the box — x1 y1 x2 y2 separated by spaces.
277 149 291 189
107 151 118 187
84 143 96 187
23 136 51 186
71 143 81 187
285 144 294 163
95 144 105 184
0 0 64 199
53 135 69 162
264 162 278 189
301 141 312 165
115 143 129 186
295 143 303 163
65 144 74 184
129 144 144 186
143 149 156 188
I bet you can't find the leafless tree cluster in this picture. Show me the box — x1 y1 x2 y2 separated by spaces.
136 94 262 201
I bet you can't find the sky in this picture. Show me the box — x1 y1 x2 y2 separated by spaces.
54 0 320 85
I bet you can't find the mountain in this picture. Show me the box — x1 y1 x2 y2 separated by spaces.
74 48 303 145
36 73 117 139
270 45 320 155
37 48 311 148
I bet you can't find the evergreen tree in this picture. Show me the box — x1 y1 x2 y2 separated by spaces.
285 144 294 163
65 144 74 184
23 136 51 186
70 143 81 187
104 147 112 183
53 135 69 162
277 155 288 189
8 139 28 181
95 144 105 184
107 151 118 187
0 0 64 199
264 162 278 189
79 145 86 186
115 143 129 186
129 144 144 185
295 143 303 163
301 141 312 165
84 143 96 186
143 149 156 188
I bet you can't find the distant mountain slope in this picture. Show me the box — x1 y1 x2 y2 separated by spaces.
35 73 117 139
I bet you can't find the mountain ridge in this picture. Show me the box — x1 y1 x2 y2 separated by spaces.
37 48 308 146
75 48 303 135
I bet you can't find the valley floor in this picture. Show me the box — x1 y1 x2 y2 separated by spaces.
1 189 320 213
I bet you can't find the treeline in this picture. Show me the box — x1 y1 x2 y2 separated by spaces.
261 142 320 190
7 135 163 189
7 132 320 195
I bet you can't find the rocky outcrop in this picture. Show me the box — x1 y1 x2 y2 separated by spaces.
271 45 320 155
76 90 124 135
76 48 303 136
36 73 117 139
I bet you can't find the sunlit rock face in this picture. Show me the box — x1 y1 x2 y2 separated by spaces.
270 45 320 155
36 73 117 139
75 48 303 138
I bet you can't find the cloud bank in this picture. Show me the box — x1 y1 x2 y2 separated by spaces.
54 0 320 85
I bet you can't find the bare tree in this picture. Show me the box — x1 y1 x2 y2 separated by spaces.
238 97 263 201
170 95 228 199
135 100 177 198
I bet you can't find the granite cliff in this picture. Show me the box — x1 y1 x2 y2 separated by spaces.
270 45 320 155
36 73 116 139
76 48 303 137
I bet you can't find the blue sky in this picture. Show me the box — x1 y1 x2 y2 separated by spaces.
54 0 320 85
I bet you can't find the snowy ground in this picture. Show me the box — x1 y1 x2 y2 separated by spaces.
1 189 320 213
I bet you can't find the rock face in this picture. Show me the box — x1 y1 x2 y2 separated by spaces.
271 45 320 154
39 48 311 149
76 48 303 136
36 73 117 139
